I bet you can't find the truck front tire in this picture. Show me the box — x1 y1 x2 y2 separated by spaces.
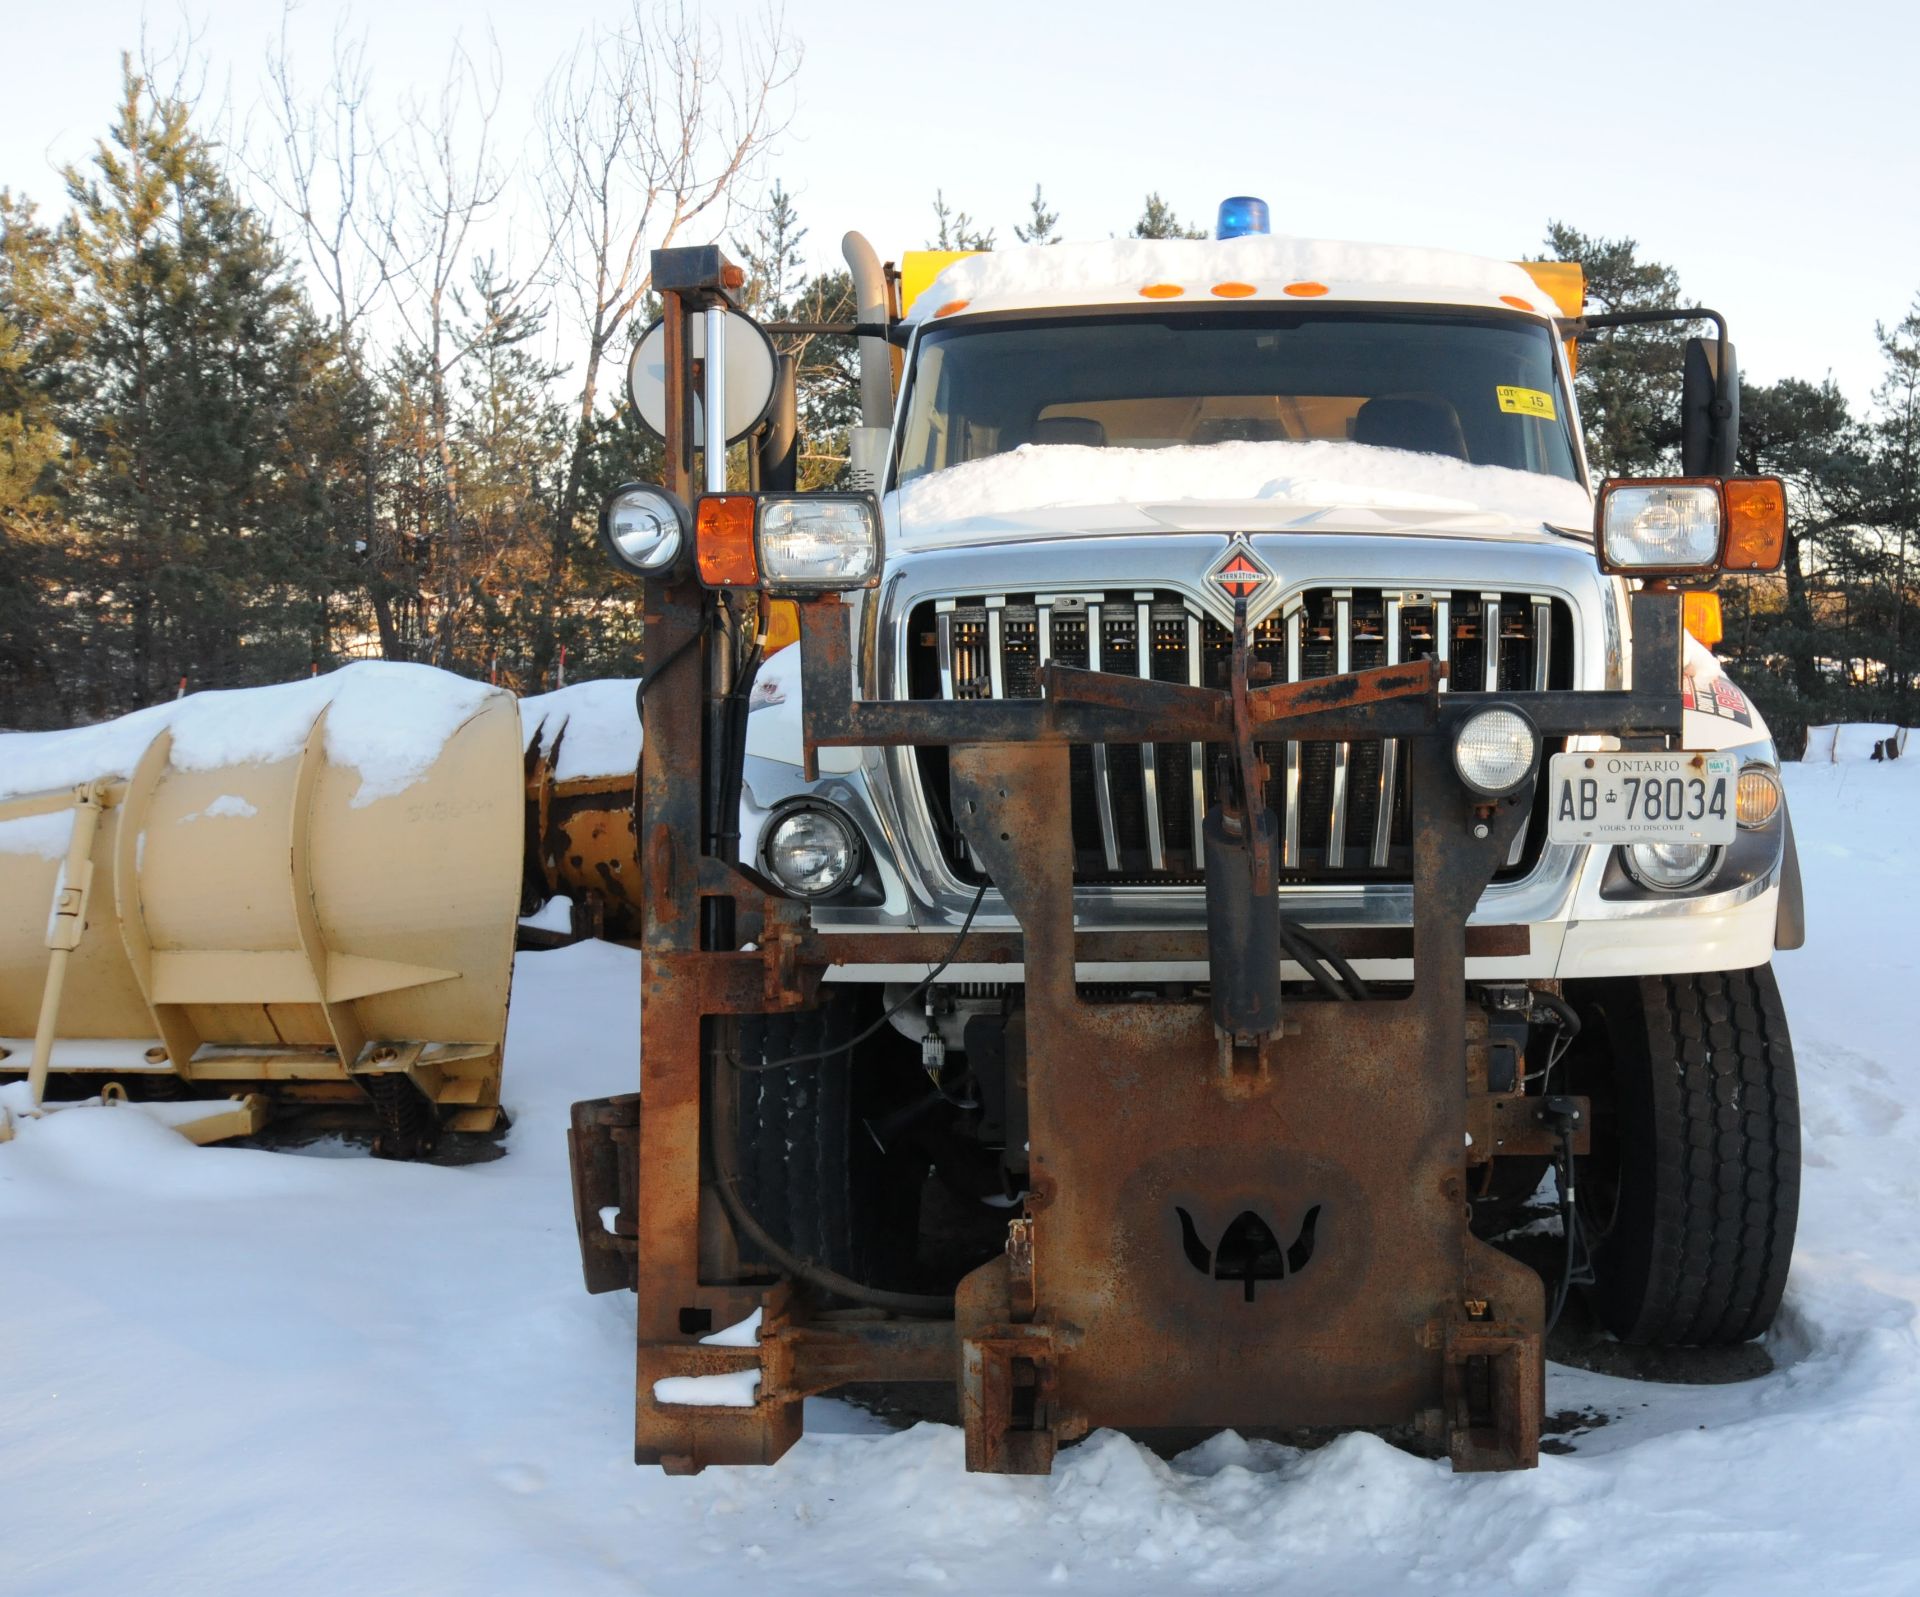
1567 966 1801 1347
726 991 921 1291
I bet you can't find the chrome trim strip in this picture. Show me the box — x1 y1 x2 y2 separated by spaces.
1087 601 1122 870
1138 599 1165 870
1327 591 1353 865
1435 595 1451 692
1372 594 1402 867
1509 594 1555 868
1483 591 1502 692
986 603 1005 700
1187 610 1206 869
935 607 956 700
1283 604 1303 870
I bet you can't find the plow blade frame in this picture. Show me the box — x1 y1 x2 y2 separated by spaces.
598 559 1684 1476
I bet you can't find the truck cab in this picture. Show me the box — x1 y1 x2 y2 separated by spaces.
743 232 1792 989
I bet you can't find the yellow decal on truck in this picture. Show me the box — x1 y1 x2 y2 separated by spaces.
1497 385 1558 420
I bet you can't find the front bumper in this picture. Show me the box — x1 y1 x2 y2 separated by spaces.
743 732 1790 983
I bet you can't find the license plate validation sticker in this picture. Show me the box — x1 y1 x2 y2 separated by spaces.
1545 751 1739 845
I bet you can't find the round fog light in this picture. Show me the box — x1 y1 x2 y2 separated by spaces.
764 807 859 898
1736 765 1782 829
1623 840 1721 892
1453 707 1540 797
601 483 688 573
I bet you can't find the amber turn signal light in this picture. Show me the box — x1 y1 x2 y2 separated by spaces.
1682 590 1724 649
1722 477 1788 572
695 494 759 586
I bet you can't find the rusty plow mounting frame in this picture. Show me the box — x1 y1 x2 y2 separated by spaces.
568 258 1685 1478
573 565 1684 1476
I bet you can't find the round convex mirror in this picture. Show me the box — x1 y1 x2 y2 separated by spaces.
626 310 778 444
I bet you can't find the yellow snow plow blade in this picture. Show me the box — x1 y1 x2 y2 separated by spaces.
0 668 523 1149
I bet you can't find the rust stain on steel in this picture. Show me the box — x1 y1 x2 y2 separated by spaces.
525 764 642 939
812 925 1530 968
943 735 1545 1468
606 587 1688 1477
1247 656 1442 723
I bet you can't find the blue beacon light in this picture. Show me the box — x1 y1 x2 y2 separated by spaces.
1216 196 1271 240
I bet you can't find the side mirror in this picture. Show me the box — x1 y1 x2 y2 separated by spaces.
1682 335 1739 477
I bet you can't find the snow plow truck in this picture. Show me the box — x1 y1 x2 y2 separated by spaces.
0 198 1803 1476
565 204 1804 1475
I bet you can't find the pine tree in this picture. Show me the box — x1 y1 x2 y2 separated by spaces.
0 191 80 724
1720 376 1866 748
1130 193 1207 240
1866 299 1920 722
929 191 995 251
1538 223 1698 477
1014 185 1059 245
736 182 808 312
59 59 355 708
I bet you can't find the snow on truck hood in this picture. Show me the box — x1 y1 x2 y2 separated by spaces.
903 235 1553 321
889 439 1594 548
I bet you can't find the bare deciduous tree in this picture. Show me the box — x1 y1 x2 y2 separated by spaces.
529 2 799 680
256 15 410 655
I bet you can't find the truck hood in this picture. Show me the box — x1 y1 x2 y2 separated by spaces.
885 440 1593 554
884 494 1594 555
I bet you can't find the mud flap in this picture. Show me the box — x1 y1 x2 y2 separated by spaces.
569 1093 640 1294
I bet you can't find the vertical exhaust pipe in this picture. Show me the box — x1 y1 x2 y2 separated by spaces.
842 231 892 429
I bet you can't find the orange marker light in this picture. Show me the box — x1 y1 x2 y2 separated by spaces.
1722 477 1788 572
696 494 759 586
933 299 970 318
763 599 801 653
1282 281 1329 298
1211 281 1257 298
1682 590 1724 650
1500 294 1535 311
1140 283 1185 299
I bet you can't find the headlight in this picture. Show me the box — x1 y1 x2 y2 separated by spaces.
1736 765 1782 828
763 806 860 898
1453 706 1540 797
601 483 688 573
1600 483 1722 571
757 497 879 590
1622 840 1722 892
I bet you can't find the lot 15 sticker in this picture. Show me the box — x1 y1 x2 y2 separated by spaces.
1496 385 1557 420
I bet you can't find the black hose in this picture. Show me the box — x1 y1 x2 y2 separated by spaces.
706 1110 954 1318
1529 987 1582 1040
1546 1125 1583 1334
1276 924 1350 1002
713 630 764 863
1282 920 1372 1001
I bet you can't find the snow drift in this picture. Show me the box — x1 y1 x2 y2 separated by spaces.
2 744 1917 1594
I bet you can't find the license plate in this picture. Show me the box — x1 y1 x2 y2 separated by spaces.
1545 751 1738 845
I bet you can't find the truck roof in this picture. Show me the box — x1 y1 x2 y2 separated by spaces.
900 236 1578 325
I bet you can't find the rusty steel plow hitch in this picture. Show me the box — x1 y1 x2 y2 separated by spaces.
580 582 1683 1478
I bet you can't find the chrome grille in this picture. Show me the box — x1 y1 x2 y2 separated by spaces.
909 587 1574 885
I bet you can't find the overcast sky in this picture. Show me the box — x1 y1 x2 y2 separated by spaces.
3 0 1913 407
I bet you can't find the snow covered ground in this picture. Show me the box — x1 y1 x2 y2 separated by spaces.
3 753 1918 1595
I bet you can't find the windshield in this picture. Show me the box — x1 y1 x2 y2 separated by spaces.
893 309 1581 489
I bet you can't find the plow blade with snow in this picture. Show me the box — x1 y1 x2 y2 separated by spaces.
0 673 527 1155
